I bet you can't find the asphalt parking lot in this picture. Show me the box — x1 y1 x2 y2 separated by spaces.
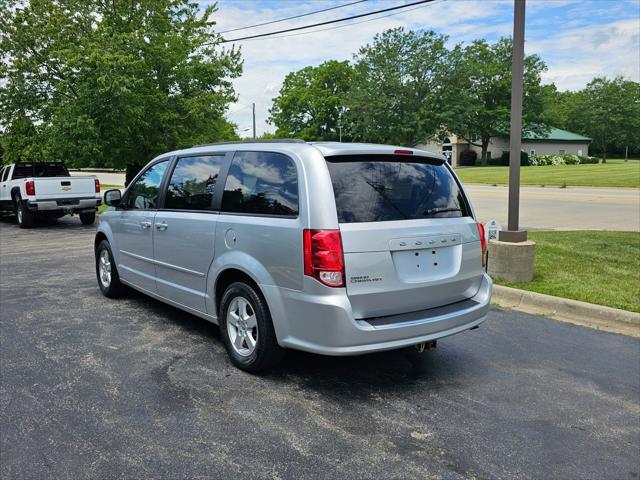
1 215 639 479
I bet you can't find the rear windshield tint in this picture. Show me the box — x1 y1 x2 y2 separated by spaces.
325 155 470 223
12 163 69 179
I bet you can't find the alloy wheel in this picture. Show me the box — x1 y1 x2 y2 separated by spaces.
99 249 112 287
226 296 258 356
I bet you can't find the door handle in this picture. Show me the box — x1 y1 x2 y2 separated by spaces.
156 222 168 231
140 220 152 229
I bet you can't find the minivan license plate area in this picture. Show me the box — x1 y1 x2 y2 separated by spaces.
390 235 462 283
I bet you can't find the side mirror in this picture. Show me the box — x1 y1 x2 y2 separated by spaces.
104 189 122 207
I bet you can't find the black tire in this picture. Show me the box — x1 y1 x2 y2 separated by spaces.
80 211 96 225
219 282 284 373
96 240 124 298
14 196 34 228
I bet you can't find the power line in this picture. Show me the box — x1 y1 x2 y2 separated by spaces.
219 0 437 43
218 0 368 34
227 103 252 115
238 1 444 42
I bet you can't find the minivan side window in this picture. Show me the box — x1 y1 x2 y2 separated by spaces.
221 151 298 216
0 167 8 182
164 155 224 211
123 160 168 210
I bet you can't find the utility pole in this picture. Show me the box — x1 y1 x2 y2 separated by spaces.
500 0 527 243
252 102 256 140
488 0 535 283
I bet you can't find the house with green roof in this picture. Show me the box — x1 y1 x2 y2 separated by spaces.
417 127 592 166
519 128 592 155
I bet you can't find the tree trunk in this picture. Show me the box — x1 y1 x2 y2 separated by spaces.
625 146 628 162
125 164 145 186
480 138 490 166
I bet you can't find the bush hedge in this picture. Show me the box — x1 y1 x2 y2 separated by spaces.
458 149 477 166
462 151 600 167
528 154 600 166
490 150 529 166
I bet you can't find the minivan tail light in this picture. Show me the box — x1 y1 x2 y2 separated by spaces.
25 180 35 196
393 149 413 155
94 179 100 193
303 229 345 287
477 222 487 267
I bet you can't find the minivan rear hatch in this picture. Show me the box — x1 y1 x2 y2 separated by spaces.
324 153 484 319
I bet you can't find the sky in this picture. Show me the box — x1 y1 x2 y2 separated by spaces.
199 0 640 136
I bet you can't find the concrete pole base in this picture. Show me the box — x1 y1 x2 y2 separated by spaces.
487 239 536 283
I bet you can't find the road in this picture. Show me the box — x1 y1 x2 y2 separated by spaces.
70 170 125 187
466 184 640 231
72 170 639 231
1 217 639 479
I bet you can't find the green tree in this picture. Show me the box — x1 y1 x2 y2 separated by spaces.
565 77 640 161
268 60 354 141
540 84 577 130
447 38 548 164
0 0 242 182
346 28 457 146
1 113 44 164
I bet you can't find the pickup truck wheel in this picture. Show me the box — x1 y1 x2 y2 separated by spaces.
15 198 34 228
96 240 124 298
80 211 96 225
220 282 284 373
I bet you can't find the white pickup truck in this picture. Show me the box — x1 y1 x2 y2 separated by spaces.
0 162 101 228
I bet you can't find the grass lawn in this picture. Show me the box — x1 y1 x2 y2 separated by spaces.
100 183 124 189
456 159 640 188
494 231 640 312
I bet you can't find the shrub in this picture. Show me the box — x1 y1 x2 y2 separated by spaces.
579 156 600 164
528 154 600 166
458 149 477 166
493 150 529 166
529 154 563 166
488 154 507 166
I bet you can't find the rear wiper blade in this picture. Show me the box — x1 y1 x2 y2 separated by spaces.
423 207 462 215
364 179 409 219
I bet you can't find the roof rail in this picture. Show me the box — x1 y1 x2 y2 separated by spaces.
192 139 306 148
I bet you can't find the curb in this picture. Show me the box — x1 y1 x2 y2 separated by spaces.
492 285 640 337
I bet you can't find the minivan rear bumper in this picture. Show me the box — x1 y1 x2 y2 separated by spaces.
269 273 492 356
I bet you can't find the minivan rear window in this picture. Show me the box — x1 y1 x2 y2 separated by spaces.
325 155 470 223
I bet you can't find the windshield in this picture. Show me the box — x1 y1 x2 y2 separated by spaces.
325 155 470 223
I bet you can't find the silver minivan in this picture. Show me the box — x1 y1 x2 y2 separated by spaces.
95 141 491 372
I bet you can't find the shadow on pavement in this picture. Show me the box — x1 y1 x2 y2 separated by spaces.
0 212 90 230
123 284 464 397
